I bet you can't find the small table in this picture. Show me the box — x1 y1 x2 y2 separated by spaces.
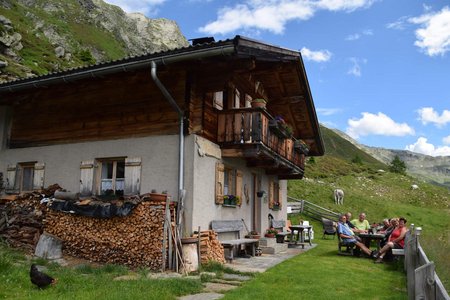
288 225 312 249
358 233 386 250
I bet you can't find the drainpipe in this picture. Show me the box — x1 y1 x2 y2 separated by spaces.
150 61 185 231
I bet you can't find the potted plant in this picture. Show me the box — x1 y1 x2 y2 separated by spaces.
272 201 281 210
294 139 309 155
150 189 168 202
245 230 261 239
264 228 278 238
223 195 240 206
269 116 293 139
251 98 267 108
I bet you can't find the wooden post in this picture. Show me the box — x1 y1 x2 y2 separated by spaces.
415 262 435 300
197 226 201 270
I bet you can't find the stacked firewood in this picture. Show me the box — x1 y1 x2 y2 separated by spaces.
192 230 225 264
44 201 176 270
0 194 47 253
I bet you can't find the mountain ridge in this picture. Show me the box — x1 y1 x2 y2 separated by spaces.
328 126 450 189
0 0 189 82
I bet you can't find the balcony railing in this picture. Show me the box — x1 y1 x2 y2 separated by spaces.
217 108 306 177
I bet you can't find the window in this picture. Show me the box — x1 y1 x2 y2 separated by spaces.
223 167 236 196
245 94 252 108
233 88 240 108
19 163 35 192
215 162 243 206
97 158 125 196
213 91 224 110
269 179 282 210
5 161 45 193
80 157 141 197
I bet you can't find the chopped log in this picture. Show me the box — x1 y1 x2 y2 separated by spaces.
54 191 80 201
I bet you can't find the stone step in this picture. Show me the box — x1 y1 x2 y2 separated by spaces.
259 242 288 254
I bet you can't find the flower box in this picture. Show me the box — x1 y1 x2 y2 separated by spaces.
150 193 168 202
269 119 293 139
294 140 309 155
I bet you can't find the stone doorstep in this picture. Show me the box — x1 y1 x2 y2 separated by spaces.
260 242 288 254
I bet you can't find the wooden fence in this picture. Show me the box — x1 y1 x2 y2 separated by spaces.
405 226 449 300
287 197 339 222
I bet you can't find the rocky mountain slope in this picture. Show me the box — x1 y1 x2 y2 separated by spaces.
0 0 189 82
329 127 450 189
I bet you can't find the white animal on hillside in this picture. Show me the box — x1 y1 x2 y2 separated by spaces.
411 184 419 190
334 189 344 205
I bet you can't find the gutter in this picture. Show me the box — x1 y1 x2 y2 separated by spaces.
150 60 185 228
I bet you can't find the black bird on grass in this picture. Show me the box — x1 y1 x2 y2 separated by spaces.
30 264 57 288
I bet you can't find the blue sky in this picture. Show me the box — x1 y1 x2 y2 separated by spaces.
103 0 450 157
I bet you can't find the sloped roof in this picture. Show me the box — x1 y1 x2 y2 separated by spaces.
0 35 324 155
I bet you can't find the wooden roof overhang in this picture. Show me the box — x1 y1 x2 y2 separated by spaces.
0 36 324 155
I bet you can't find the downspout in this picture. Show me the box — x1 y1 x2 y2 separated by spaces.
150 61 185 231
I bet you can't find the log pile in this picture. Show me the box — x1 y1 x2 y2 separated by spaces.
44 201 176 270
0 185 178 270
192 230 225 264
0 192 47 253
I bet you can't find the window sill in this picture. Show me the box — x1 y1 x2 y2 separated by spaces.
222 204 238 208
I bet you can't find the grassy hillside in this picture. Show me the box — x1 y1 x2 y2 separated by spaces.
288 125 450 289
0 0 127 78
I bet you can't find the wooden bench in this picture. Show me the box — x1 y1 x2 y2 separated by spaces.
392 249 405 256
211 220 258 262
271 220 290 243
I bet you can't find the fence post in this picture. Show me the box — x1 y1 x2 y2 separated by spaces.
415 262 435 300
406 226 419 300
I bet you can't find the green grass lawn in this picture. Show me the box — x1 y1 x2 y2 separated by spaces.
1 224 408 300
223 220 407 300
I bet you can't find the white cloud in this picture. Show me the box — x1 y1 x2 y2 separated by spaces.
317 108 342 116
346 112 415 139
417 107 450 127
386 16 409 30
199 0 376 35
443 135 450 145
347 57 366 77
346 33 361 41
300 47 332 62
103 0 165 15
346 29 373 41
405 137 450 157
409 6 450 56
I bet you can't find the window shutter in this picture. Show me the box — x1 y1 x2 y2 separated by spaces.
236 170 243 206
124 157 141 195
33 162 45 190
6 164 17 193
80 160 94 196
215 162 225 204
269 180 274 209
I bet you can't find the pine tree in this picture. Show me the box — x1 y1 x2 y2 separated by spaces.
389 155 406 175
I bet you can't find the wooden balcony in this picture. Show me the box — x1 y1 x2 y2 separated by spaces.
217 108 306 179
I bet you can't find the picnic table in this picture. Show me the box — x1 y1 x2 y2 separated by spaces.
288 225 312 249
358 232 386 250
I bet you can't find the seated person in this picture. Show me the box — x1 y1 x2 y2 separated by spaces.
380 218 397 248
378 219 391 233
351 212 370 233
374 217 408 263
345 212 356 229
337 214 374 257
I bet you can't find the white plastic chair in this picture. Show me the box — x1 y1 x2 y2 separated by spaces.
302 221 314 241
